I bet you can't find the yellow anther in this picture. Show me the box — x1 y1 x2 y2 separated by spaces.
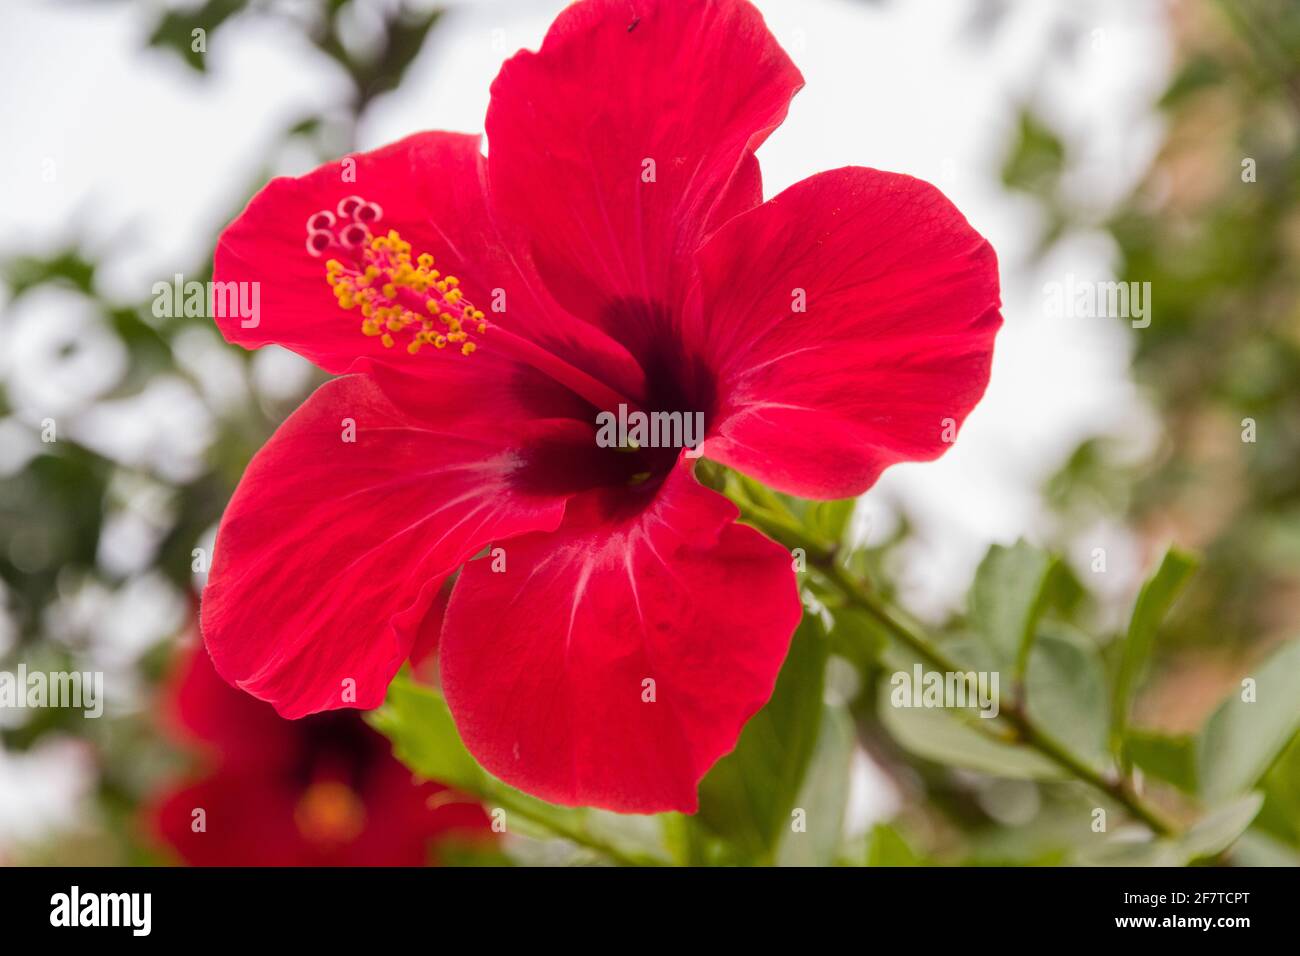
320 224 483 360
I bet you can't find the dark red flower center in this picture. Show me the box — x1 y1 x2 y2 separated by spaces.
512 299 718 518
290 710 383 792
307 200 719 518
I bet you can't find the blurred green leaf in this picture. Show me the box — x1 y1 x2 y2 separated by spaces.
1078 793 1263 866
828 605 889 671
808 498 856 544
877 643 1065 780
776 705 855 866
146 0 246 74
1024 626 1109 769
1157 54 1226 109
969 539 1057 676
866 823 924 867
1256 736 1300 846
1197 639 1300 803
879 699 1063 779
311 5 445 109
1000 110 1065 197
1 248 97 297
1126 729 1198 793
1229 830 1300 866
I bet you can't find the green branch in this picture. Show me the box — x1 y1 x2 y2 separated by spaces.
740 502 1179 838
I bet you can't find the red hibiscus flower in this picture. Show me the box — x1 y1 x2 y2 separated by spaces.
203 0 1000 813
149 640 489 866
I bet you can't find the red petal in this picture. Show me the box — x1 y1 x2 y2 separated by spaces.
440 464 802 813
215 132 457 374
688 168 1002 498
485 0 802 325
200 374 569 719
406 577 452 675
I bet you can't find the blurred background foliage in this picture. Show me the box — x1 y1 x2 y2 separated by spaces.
0 0 1297 866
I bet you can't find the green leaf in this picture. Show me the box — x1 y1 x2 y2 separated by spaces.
696 617 830 863
866 824 924 867
808 498 856 544
1158 54 1226 109
1256 736 1300 845
369 676 666 865
1111 548 1197 761
776 706 855 865
1229 831 1300 867
1001 109 1066 197
1024 626 1109 769
368 675 485 792
828 605 889 672
146 0 246 73
1169 794 1264 861
969 540 1057 675
877 657 1066 781
1126 729 1198 793
879 699 1064 779
1078 793 1263 866
1197 639 1300 803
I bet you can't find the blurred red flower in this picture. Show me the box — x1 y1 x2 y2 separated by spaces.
148 640 488 866
203 0 1000 812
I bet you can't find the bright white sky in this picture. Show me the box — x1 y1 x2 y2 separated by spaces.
0 0 1170 846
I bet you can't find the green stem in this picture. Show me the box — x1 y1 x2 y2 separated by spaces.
742 504 1179 837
